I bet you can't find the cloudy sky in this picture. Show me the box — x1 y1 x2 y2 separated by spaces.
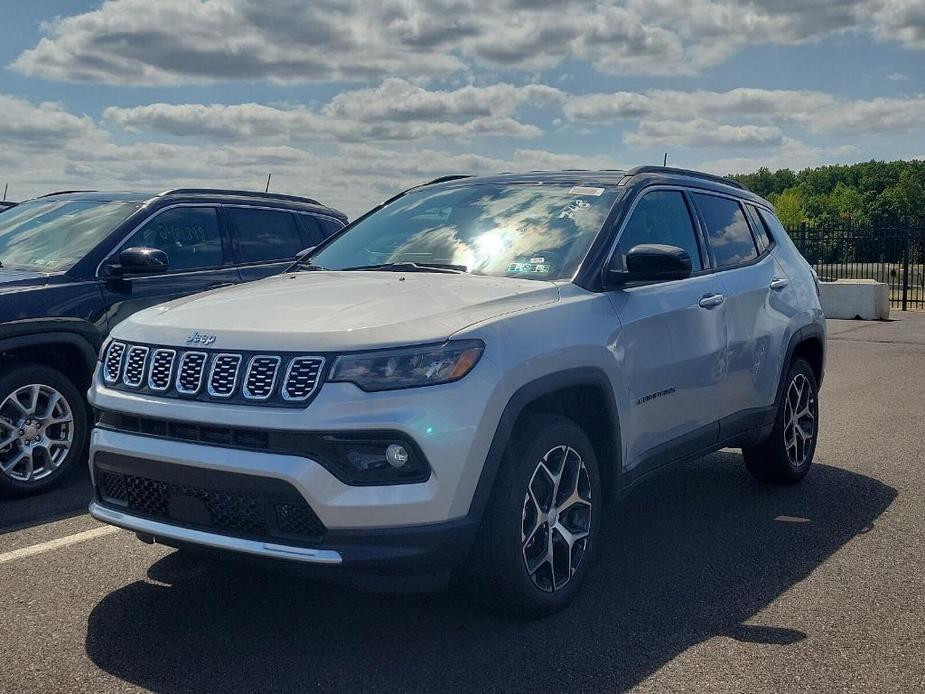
2 0 925 216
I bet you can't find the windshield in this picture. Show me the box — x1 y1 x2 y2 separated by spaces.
312 183 619 280
0 199 142 272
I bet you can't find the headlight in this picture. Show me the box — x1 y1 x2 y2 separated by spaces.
330 340 484 392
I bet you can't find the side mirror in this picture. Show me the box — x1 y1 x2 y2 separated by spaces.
103 247 169 277
606 244 692 285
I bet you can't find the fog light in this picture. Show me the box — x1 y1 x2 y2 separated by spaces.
385 443 409 468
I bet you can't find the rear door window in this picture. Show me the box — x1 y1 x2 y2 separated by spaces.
692 194 758 268
228 207 302 264
316 216 345 239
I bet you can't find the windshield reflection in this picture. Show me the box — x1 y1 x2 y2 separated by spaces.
314 184 618 280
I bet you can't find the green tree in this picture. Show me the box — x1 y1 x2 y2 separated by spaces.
771 188 806 228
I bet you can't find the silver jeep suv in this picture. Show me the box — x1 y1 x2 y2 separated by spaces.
89 167 825 617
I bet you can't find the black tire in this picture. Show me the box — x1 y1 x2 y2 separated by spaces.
743 358 819 484
464 414 602 618
0 363 88 497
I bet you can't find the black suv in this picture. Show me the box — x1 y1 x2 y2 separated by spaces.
0 188 346 495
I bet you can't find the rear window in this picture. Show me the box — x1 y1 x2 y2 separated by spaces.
693 193 758 268
228 207 302 264
756 208 783 247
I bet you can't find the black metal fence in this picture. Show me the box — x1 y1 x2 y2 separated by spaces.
787 223 925 310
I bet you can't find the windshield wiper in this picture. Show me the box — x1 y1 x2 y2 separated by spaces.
341 262 468 274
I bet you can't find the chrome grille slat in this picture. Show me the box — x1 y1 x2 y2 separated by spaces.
103 341 126 383
122 346 149 387
208 354 242 398
176 351 208 394
243 356 281 400
282 357 325 401
147 349 176 391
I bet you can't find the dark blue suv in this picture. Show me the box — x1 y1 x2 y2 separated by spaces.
0 188 346 496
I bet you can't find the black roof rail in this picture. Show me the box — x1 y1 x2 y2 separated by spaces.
419 175 473 187
157 188 322 206
36 190 98 198
626 166 745 190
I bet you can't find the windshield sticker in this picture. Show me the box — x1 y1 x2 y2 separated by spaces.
508 262 551 274
559 199 591 219
568 186 604 196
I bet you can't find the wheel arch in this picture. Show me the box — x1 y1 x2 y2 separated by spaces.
0 330 98 390
772 323 826 417
468 367 622 522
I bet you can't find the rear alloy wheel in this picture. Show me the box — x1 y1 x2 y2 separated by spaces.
0 365 87 497
466 414 601 618
743 358 818 484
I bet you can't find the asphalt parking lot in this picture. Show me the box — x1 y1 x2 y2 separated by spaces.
2 314 923 694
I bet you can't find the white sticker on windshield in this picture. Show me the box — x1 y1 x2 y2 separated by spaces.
568 186 604 196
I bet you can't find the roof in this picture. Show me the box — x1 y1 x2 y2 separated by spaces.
415 166 768 206
23 188 347 220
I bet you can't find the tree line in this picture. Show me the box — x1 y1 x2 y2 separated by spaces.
730 159 925 228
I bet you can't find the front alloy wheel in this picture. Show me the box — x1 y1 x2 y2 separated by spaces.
0 384 75 482
465 414 601 618
0 364 88 497
521 445 593 592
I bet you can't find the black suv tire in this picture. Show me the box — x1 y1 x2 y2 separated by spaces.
743 358 819 484
0 363 88 497
465 414 601 618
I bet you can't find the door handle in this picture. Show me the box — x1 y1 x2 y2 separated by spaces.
207 282 236 290
699 293 725 308
769 277 790 290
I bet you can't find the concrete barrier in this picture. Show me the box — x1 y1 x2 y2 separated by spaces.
819 279 890 320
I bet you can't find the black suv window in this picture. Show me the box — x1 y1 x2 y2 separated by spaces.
316 216 344 238
614 190 702 271
297 214 343 247
693 193 758 268
228 207 301 263
125 206 223 272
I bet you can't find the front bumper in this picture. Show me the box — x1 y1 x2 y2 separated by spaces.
89 500 478 574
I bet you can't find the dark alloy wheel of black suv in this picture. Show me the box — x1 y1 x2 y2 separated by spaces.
0 188 347 496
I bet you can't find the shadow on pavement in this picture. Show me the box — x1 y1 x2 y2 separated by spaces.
85 452 895 693
0 461 92 533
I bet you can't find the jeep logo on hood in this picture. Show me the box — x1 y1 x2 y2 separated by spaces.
186 331 216 345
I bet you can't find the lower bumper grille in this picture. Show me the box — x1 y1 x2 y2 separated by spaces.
95 455 325 545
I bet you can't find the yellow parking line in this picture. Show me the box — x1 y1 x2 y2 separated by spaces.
0 526 121 565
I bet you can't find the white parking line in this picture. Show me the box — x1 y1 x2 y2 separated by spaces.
0 526 121 565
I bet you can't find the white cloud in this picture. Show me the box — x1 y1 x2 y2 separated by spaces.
0 94 103 150
624 119 785 148
103 79 563 142
886 72 909 81
564 87 925 144
1 93 620 216
12 0 923 86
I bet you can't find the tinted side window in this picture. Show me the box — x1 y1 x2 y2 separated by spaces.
126 207 223 271
228 207 302 263
614 190 702 271
316 216 345 238
693 194 758 268
744 204 773 251
297 214 325 247
756 208 783 247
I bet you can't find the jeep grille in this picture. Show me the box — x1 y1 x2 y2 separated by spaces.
101 342 325 407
